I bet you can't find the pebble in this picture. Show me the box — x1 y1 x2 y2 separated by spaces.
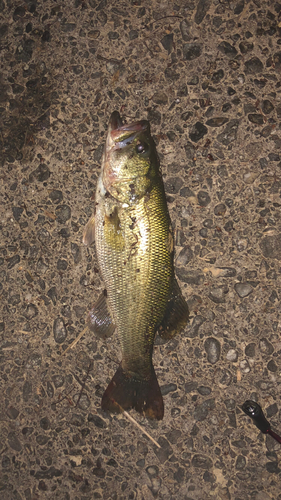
70 413 84 426
191 454 213 469
164 177 183 194
161 34 173 54
260 234 281 260
53 317 67 344
194 398 215 421
212 69 224 83
235 455 246 470
206 117 228 127
240 359 251 373
26 352 42 368
29 164 50 182
176 246 193 266
239 41 253 54
12 206 23 221
34 467 62 479
6 406 19 419
73 393 90 410
88 413 108 428
245 343 255 357
234 282 253 298
204 338 221 364
197 190 211 207
226 349 238 362
55 204 71 224
267 359 277 372
217 119 239 145
7 254 20 269
176 268 204 285
262 100 274 114
180 20 192 41
165 429 182 444
8 431 22 451
218 41 238 57
197 386 211 395
189 122 207 142
22 380 32 401
214 203 226 216
194 0 211 24
183 43 202 61
244 56 263 74
248 113 264 125
160 383 177 396
146 465 159 477
153 437 173 464
152 91 168 105
208 285 229 303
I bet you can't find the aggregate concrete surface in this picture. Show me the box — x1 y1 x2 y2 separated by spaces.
1 0 281 499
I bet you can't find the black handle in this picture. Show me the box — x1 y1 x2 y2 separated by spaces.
242 400 271 433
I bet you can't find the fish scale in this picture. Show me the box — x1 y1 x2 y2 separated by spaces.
95 182 173 376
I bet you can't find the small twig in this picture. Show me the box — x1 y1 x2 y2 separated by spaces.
53 387 75 406
75 361 93 408
63 325 88 354
123 411 161 449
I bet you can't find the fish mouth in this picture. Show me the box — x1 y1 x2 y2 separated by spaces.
107 111 149 150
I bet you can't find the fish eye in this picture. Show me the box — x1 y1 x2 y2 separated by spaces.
136 142 148 154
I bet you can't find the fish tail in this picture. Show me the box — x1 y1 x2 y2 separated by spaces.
101 365 164 420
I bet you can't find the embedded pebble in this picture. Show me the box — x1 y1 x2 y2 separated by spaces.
194 398 215 421
189 122 207 142
8 432 22 451
260 234 281 260
245 343 255 357
176 246 193 266
161 383 177 396
226 349 238 362
259 338 274 355
191 454 213 469
186 315 206 338
244 56 263 74
55 205 71 224
88 414 107 428
234 282 253 298
53 317 67 344
240 359 251 374
176 268 204 285
197 190 211 207
183 43 202 61
206 117 228 127
204 338 221 364
208 286 229 303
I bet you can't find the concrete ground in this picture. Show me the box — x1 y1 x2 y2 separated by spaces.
1 0 281 499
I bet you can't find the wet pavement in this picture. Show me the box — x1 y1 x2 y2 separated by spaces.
1 0 281 499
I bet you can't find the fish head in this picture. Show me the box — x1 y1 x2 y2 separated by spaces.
102 111 160 203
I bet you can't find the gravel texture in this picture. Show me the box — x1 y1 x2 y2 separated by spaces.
1 0 281 499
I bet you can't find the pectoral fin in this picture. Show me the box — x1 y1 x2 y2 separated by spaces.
157 277 189 340
87 292 115 339
83 214 95 246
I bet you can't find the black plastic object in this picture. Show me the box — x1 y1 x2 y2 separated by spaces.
242 400 281 444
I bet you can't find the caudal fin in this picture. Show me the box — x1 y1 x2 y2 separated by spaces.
101 365 164 420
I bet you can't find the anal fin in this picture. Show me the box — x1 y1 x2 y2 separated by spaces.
157 277 189 340
87 292 115 339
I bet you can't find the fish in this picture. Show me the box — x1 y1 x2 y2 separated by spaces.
83 111 189 420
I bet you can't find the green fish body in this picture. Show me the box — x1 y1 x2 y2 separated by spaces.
83 111 189 419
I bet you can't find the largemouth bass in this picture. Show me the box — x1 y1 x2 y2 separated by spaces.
83 111 189 420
